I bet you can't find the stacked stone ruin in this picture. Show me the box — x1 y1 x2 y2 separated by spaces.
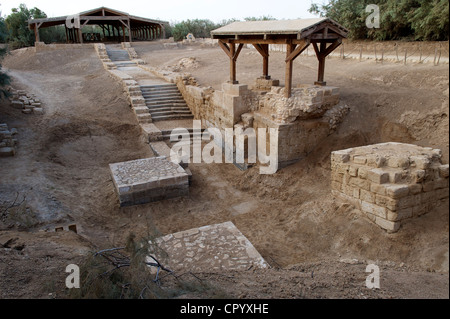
0 123 18 157
8 87 44 115
331 143 449 232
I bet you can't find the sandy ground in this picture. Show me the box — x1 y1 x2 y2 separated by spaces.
0 43 448 299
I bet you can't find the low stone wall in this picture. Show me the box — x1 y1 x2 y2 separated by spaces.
331 143 449 232
35 42 94 52
94 43 116 70
0 124 18 157
121 42 146 65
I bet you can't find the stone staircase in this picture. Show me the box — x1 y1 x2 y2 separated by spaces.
106 47 137 67
140 84 194 122
161 128 210 141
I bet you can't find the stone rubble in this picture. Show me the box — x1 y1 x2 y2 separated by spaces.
7 87 44 115
0 123 18 157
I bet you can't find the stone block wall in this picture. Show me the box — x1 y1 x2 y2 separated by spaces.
331 143 449 232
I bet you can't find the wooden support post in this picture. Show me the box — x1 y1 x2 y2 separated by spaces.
34 23 40 43
65 26 69 43
128 20 132 42
78 28 83 44
161 24 166 39
313 39 342 86
285 42 295 98
254 43 271 79
219 41 243 84
230 43 237 84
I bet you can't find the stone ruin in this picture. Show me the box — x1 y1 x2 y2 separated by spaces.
169 77 349 169
7 87 44 115
0 123 18 157
148 221 268 273
331 143 449 232
109 157 189 207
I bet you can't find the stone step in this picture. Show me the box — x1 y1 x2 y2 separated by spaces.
150 110 193 117
146 100 187 105
140 84 177 89
147 104 189 110
147 106 191 112
162 129 210 141
142 92 182 99
152 114 194 122
145 99 185 105
145 96 185 101
141 86 179 91
146 100 186 107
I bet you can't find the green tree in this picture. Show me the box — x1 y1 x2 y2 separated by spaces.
407 0 449 40
309 0 449 41
244 15 277 21
0 17 8 43
0 47 10 99
171 19 219 41
5 3 47 48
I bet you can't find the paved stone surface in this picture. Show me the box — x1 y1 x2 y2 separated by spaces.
149 221 268 273
109 156 189 206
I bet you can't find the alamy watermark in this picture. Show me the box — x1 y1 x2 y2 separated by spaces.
66 14 80 29
65 264 80 289
366 4 380 29
169 121 279 175
366 264 380 289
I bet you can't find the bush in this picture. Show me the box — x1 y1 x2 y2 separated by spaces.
309 0 449 41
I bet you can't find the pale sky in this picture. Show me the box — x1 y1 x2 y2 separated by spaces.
0 0 319 23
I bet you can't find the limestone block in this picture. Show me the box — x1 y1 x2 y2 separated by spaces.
387 208 413 222
141 123 162 142
222 83 248 96
439 165 449 178
33 108 44 115
385 184 410 199
0 147 15 157
11 101 24 109
361 201 387 219
375 217 400 233
367 168 389 184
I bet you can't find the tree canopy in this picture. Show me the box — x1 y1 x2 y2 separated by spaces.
0 47 10 99
309 0 449 41
4 3 47 48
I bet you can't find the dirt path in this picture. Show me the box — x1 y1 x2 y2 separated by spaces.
0 44 448 299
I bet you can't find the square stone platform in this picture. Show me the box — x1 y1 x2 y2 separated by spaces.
109 156 189 207
331 143 449 232
148 222 268 273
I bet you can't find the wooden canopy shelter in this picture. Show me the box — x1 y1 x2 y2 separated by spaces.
28 7 168 44
211 18 348 97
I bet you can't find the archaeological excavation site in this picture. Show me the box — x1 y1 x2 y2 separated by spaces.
0 5 449 300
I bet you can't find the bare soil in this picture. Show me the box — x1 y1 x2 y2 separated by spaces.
0 43 448 299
